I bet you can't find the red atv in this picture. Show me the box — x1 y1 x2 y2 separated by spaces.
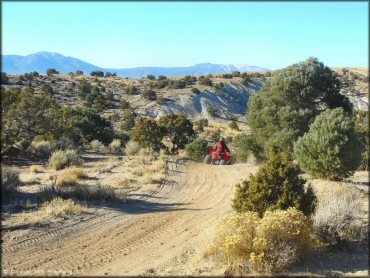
204 147 233 165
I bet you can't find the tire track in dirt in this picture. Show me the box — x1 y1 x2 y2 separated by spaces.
2 161 258 276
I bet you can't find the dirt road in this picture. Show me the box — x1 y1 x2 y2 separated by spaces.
2 160 258 276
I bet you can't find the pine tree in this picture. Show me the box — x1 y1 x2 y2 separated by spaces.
294 108 363 180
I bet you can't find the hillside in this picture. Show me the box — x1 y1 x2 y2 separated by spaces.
1 72 265 123
1 68 368 125
2 52 269 77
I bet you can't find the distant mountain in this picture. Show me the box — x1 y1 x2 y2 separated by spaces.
2 52 269 77
2 52 103 75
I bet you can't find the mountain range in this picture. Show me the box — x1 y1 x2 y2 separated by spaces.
2 52 269 78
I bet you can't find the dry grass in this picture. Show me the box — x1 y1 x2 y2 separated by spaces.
142 171 166 184
109 139 122 152
30 197 84 225
40 183 127 203
150 160 167 172
125 141 141 155
55 167 88 188
90 140 105 152
116 178 135 188
30 165 43 173
132 168 145 177
312 185 366 244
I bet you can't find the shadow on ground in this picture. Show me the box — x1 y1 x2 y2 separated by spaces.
289 240 369 276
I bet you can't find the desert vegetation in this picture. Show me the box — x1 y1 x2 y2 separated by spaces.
1 58 368 276
205 58 368 275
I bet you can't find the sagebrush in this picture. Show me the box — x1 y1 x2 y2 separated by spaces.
312 185 365 244
2 166 21 194
48 149 83 170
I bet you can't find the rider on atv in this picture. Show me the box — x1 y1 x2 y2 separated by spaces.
215 137 230 158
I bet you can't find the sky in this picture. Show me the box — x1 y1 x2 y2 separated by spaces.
2 1 369 69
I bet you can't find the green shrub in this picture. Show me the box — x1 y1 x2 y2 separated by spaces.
120 109 136 131
191 88 200 94
185 139 209 162
207 106 217 117
294 108 362 180
41 84 54 96
54 138 74 151
168 79 186 89
198 76 213 86
125 85 139 95
215 82 224 91
141 89 157 100
184 75 196 85
229 120 239 131
2 166 21 194
131 117 165 152
61 107 114 145
28 140 55 158
1 72 9 84
233 146 316 217
158 114 195 154
2 87 61 155
105 90 114 101
194 118 208 132
232 71 241 77
231 133 264 162
241 76 251 86
156 79 168 89
47 68 59 76
221 73 233 79
247 57 353 156
120 99 130 110
146 74 155 80
114 130 130 147
90 71 104 77
49 149 83 170
353 110 369 170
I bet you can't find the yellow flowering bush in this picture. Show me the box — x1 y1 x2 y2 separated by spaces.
250 208 320 273
208 212 260 266
208 208 320 274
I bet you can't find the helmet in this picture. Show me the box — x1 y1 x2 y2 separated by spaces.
220 136 225 142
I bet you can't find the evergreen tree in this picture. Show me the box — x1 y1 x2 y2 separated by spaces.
294 108 363 180
233 146 316 217
247 57 353 155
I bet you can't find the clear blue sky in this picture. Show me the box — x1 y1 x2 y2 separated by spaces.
2 1 368 69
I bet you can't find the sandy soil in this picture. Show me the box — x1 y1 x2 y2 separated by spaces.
2 159 368 277
1 160 258 276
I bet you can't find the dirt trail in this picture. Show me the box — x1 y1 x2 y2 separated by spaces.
2 160 258 276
